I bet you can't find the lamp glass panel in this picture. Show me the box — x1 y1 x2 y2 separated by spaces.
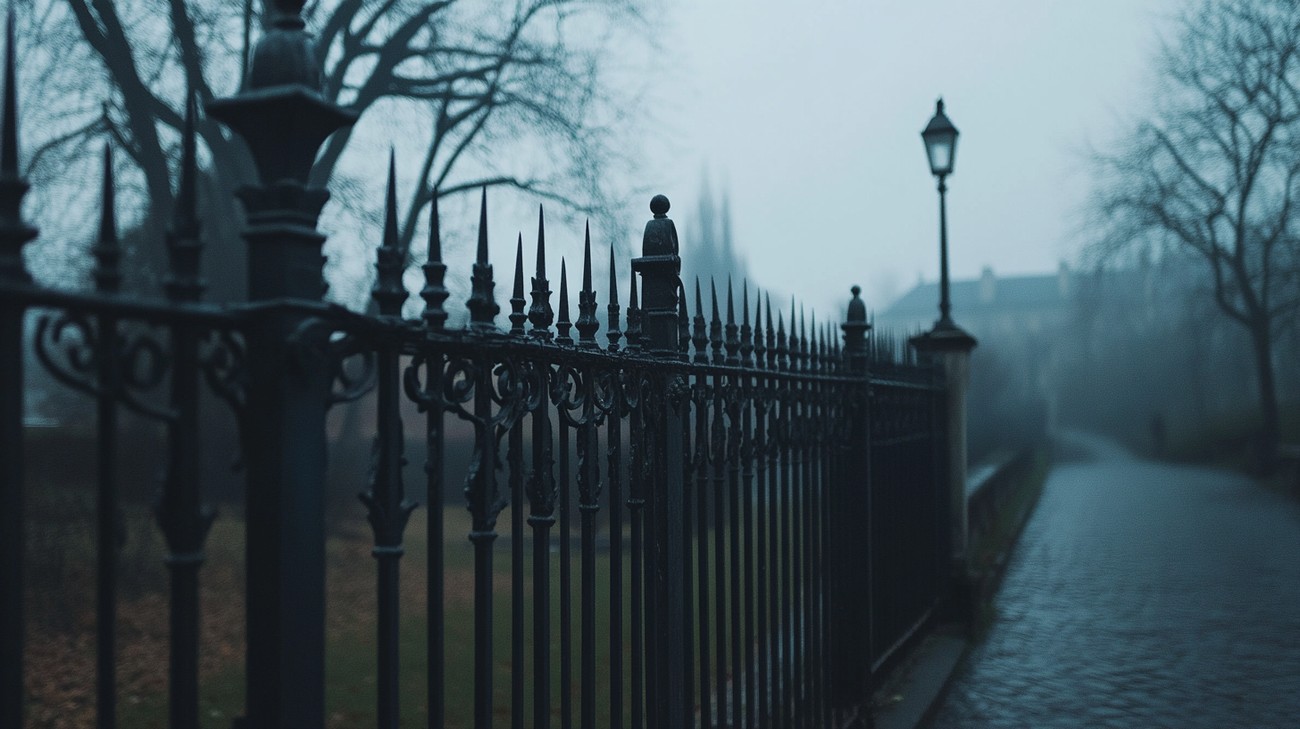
926 133 955 175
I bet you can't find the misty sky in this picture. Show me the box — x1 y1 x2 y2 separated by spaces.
639 0 1179 316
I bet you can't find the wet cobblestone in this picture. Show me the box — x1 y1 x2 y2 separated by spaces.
929 435 1300 728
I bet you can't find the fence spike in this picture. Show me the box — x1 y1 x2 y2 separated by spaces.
606 243 621 351
752 287 765 368
776 307 787 372
740 280 753 368
725 277 739 366
759 291 769 369
420 192 449 330
509 233 527 336
624 262 641 352
527 205 553 339
576 221 598 348
92 143 121 294
467 187 498 331
1 9 16 178
677 287 690 360
692 277 708 364
173 89 199 239
556 258 572 345
709 278 723 365
0 5 31 286
372 150 407 317
809 312 819 374
164 91 205 302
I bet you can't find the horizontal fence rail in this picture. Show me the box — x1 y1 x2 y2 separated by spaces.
0 6 957 728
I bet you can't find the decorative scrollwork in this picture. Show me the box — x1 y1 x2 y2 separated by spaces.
33 312 175 421
202 329 247 417
326 332 377 406
33 312 98 399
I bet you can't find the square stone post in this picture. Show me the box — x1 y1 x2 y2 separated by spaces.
911 325 976 609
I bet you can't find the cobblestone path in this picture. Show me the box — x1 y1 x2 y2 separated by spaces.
929 433 1300 728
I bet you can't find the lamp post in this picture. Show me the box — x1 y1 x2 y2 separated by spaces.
913 98 976 622
922 98 959 330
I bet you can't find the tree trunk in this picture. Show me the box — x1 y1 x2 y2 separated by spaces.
1250 321 1280 472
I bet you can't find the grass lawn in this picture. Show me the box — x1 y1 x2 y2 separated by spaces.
29 502 645 729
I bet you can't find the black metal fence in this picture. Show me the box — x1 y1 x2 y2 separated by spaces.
0 6 954 728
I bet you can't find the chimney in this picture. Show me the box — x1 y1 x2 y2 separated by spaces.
979 265 996 304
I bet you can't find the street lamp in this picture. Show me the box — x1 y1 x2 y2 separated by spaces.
922 98 959 329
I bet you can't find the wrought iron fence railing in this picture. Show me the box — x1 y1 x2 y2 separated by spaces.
0 5 955 728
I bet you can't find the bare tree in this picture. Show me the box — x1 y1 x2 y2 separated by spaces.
1092 0 1300 467
23 0 643 301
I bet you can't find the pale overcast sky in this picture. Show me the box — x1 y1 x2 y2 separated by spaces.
636 0 1178 316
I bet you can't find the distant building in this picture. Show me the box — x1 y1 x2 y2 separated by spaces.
878 263 1075 340
681 175 747 290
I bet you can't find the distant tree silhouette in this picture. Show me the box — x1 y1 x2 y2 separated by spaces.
1091 0 1300 469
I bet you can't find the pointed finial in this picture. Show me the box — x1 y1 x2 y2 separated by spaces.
0 7 34 285
576 221 599 348
371 150 407 317
724 277 739 366
759 291 769 366
466 186 498 331
677 287 690 360
555 258 572 345
509 233 527 335
92 143 121 293
164 91 206 301
692 277 708 364
172 89 199 237
709 278 723 365
776 306 788 372
420 192 450 330
752 287 765 368
740 281 753 368
606 243 621 351
527 205 553 339
624 265 641 352
1 9 17 177
476 186 489 265
798 303 808 372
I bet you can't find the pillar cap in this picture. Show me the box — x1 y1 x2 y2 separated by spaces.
910 323 977 353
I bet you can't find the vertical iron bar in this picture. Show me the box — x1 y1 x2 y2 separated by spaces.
789 313 805 723
626 267 645 729
509 235 528 729
470 370 497 729
579 419 599 729
91 140 123 729
777 311 793 725
365 152 415 729
425 357 446 729
764 297 780 727
528 388 555 729
577 234 600 729
0 15 32 724
560 407 573 729
725 284 743 729
691 280 712 729
510 415 526 729
158 100 214 729
752 293 769 729
708 284 728 729
607 393 624 729
419 195 450 729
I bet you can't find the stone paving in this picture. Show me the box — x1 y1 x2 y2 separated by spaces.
929 433 1300 729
